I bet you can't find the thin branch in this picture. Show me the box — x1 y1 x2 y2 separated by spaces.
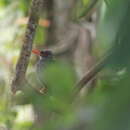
77 0 99 20
73 47 114 96
11 0 44 94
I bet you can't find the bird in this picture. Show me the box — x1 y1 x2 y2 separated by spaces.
27 49 54 94
32 49 54 75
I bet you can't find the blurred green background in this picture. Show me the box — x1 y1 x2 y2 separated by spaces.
0 0 130 130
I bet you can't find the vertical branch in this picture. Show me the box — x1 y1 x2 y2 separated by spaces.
74 27 95 78
11 0 44 94
74 27 96 95
53 0 75 40
46 0 55 45
45 0 76 47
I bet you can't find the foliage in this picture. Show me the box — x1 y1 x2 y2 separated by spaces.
0 0 130 130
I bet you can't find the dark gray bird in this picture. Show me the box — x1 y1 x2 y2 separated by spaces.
27 49 54 94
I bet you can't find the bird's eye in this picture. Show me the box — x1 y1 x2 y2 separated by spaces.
40 51 49 57
40 50 52 57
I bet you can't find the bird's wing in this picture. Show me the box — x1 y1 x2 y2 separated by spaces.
27 71 48 94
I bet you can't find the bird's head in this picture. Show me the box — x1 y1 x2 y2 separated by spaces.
32 49 53 59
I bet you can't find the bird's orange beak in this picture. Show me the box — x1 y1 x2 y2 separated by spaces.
32 49 41 56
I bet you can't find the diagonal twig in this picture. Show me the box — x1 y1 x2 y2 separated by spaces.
77 0 99 20
73 46 114 96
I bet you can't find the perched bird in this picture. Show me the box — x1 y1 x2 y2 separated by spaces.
27 49 54 94
32 49 53 75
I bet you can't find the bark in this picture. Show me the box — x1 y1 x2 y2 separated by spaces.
46 0 76 46
11 0 44 94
